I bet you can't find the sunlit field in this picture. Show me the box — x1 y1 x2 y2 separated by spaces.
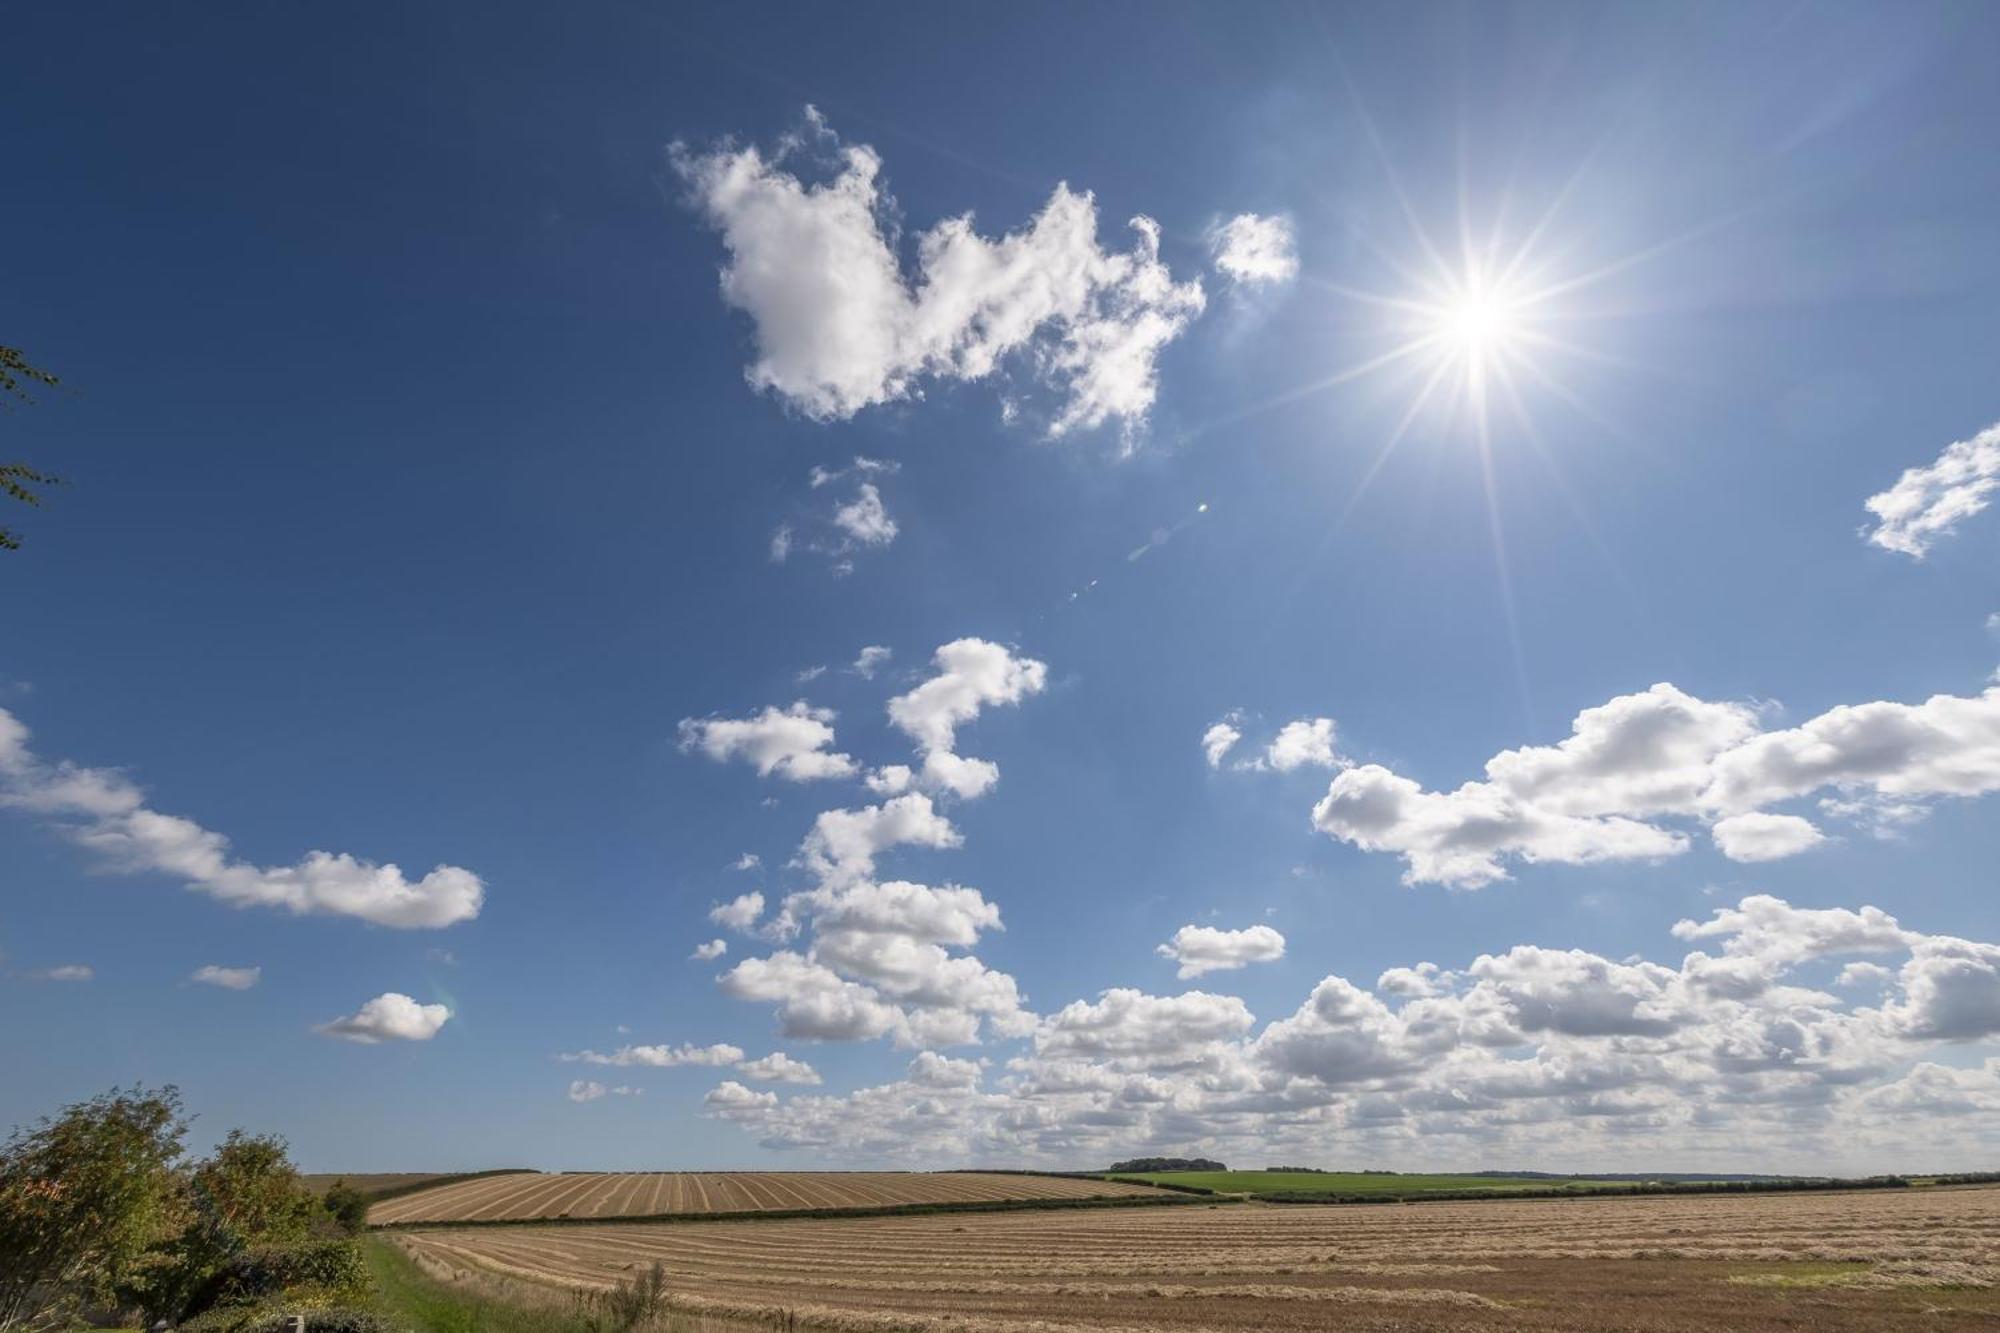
368 1171 1170 1225
393 1184 2000 1331
1104 1170 1639 1198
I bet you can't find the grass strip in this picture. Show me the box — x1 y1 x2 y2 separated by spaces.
364 1234 605 1333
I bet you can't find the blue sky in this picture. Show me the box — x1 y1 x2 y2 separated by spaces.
4 1 1999 1174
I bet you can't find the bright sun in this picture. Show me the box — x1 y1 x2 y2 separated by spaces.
1417 266 1534 394
1439 285 1518 355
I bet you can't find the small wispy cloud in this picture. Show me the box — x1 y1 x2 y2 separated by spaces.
1208 213 1299 288
23 963 93 982
772 459 903 575
191 964 260 990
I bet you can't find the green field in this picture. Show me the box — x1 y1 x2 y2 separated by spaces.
1106 1170 1638 1197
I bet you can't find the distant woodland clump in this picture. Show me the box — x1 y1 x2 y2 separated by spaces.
1107 1157 1226 1173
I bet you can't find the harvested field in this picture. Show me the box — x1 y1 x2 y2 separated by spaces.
396 1183 2000 1330
1107 1169 1640 1198
368 1171 1165 1225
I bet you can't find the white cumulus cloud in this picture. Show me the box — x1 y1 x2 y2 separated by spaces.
1265 718 1344 771
709 891 766 934
1863 421 2000 557
678 701 858 782
1201 719 1242 768
736 1052 823 1085
797 793 961 887
885 639 1046 800
1711 812 1826 862
316 992 450 1044
1037 988 1256 1068
1206 714 1345 772
1209 213 1299 287
1157 924 1287 979
1312 761 1686 888
720 951 908 1043
888 639 1048 754
1310 679 2000 887
720 878 1028 1049
704 1080 779 1120
698 892 2000 1173
673 108 1205 442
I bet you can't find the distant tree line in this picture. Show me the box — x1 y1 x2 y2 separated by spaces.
1105 1157 1226 1173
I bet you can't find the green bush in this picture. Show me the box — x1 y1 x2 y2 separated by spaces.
181 1302 395 1333
253 1312 399 1333
321 1180 371 1234
168 1236 366 1322
224 1238 368 1302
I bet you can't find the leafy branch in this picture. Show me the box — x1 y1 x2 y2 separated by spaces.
0 345 62 551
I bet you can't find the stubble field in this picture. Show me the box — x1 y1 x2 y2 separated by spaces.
368 1170 1165 1224
394 1183 2000 1331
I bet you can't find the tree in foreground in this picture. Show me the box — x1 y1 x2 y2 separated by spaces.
133 1130 334 1325
0 1085 187 1332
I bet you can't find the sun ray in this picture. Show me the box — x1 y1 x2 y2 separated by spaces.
1501 349 1644 452
1333 354 1460 528
1182 332 1445 441
1473 391 1538 734
1490 361 1650 615
1330 54 1458 288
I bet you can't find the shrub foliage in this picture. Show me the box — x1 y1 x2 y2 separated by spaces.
0 1087 376 1332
